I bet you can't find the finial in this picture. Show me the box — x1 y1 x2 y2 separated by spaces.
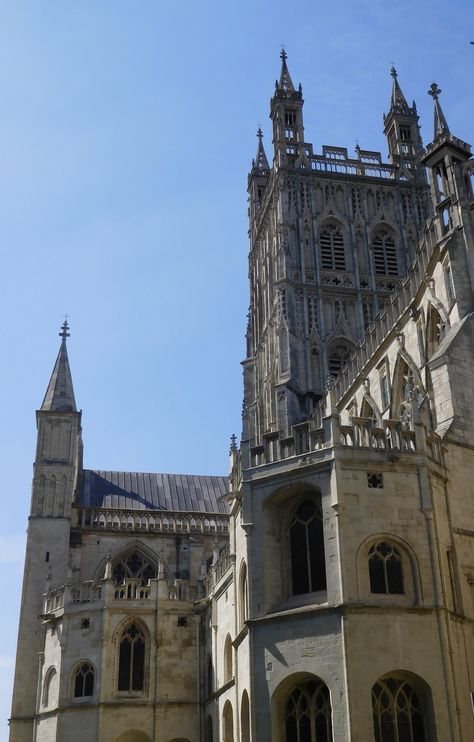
59 316 70 341
257 126 263 140
428 82 441 101
229 433 238 455
280 46 287 62
390 65 397 79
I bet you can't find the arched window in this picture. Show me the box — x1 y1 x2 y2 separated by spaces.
320 224 346 271
372 677 427 741
373 229 398 275
328 342 352 377
285 680 333 742
118 622 146 692
369 542 404 594
426 304 445 358
73 661 94 697
290 498 326 595
43 666 58 708
241 690 251 742
112 551 157 586
223 701 234 742
239 561 249 627
224 635 233 684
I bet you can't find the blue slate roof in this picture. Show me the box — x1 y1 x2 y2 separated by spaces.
79 469 229 514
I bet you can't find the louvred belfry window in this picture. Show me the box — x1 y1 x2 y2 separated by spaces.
320 225 346 271
118 622 146 692
373 230 398 275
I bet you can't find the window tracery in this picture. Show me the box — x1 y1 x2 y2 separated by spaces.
112 551 157 586
285 680 333 742
372 677 426 742
117 622 146 692
73 662 94 698
290 498 326 595
369 542 404 594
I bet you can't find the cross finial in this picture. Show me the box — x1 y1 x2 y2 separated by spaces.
59 317 70 341
428 82 441 100
257 126 263 139
280 46 287 62
390 65 397 78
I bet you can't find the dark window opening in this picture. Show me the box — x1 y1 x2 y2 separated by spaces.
290 499 326 595
369 543 404 594
285 680 333 742
112 551 157 586
73 662 94 698
118 622 145 692
372 678 426 742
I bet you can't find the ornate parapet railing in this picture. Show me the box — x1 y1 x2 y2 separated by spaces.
340 418 416 452
73 507 229 535
203 545 233 596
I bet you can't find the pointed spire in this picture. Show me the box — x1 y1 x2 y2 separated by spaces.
277 48 295 92
253 127 270 173
428 82 450 139
41 320 77 412
390 66 409 111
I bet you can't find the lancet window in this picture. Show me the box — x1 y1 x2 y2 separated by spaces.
372 230 398 275
290 497 326 595
117 622 146 692
73 662 94 698
285 680 333 742
369 542 404 594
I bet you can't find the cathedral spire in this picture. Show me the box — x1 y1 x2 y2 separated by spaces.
428 82 450 139
252 127 270 174
277 48 295 92
390 66 409 112
41 320 77 412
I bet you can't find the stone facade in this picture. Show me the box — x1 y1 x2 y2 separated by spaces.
9 56 474 742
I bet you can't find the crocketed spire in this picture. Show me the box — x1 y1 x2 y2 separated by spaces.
41 320 77 412
428 82 450 139
390 66 409 112
252 127 270 173
277 48 295 92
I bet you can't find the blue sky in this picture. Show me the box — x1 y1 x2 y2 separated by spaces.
0 1 473 736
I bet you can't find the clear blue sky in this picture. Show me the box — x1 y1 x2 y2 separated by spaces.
0 1 472 737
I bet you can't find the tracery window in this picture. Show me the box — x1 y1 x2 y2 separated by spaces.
320 225 345 271
118 622 146 692
372 677 426 742
112 551 157 586
373 230 398 275
369 542 404 594
285 680 333 742
328 343 352 377
73 662 94 697
290 498 326 595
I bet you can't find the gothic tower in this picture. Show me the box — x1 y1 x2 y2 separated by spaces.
243 53 431 461
10 322 82 742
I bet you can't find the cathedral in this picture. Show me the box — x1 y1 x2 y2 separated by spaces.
9 52 474 742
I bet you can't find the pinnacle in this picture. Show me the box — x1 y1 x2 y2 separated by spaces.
390 66 409 112
41 321 77 412
278 47 295 92
253 127 270 173
428 82 450 138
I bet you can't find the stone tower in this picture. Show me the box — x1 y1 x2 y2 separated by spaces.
243 53 430 456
